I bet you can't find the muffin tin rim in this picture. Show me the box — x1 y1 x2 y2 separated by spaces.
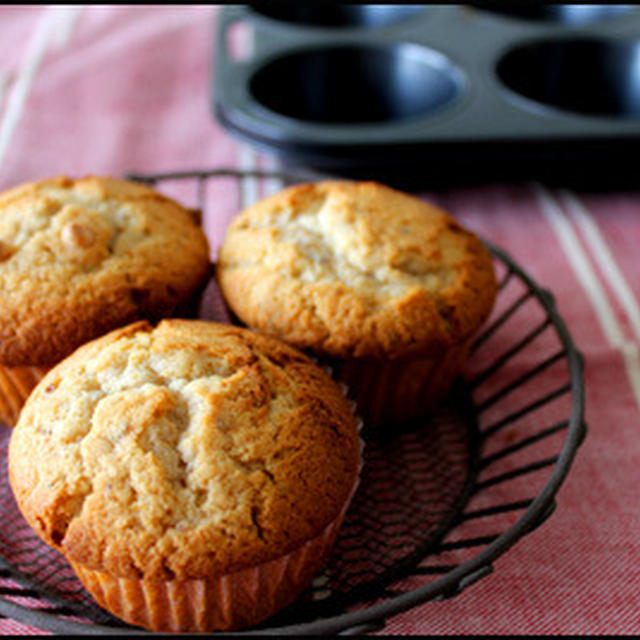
242 4 637 34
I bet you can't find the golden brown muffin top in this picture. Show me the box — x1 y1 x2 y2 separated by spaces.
0 176 211 366
9 320 360 580
217 181 497 360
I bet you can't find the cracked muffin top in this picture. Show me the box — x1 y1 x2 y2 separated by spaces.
0 176 211 366
217 181 497 360
9 320 360 580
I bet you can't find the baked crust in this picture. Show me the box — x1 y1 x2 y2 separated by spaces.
217 181 497 360
0 176 211 366
9 320 360 580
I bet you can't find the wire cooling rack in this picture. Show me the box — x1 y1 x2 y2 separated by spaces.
0 169 586 635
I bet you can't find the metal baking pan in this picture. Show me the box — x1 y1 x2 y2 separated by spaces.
213 4 640 188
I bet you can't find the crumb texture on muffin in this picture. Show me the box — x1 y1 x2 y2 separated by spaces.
217 181 497 359
0 176 211 365
9 320 359 580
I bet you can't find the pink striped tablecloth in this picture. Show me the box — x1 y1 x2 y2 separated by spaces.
0 5 637 636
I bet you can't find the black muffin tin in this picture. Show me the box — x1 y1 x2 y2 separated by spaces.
213 4 640 188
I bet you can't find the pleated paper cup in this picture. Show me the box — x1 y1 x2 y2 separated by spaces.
71 511 343 632
327 341 472 431
0 364 50 427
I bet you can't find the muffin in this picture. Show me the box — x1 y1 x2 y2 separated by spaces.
9 319 361 632
217 180 497 429
0 175 211 426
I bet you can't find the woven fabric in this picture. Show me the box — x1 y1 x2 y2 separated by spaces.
0 5 637 636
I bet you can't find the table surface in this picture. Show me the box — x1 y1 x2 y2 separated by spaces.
0 5 637 636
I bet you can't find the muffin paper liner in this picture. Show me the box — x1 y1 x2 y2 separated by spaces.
71 515 342 632
326 341 472 431
69 394 364 632
0 365 50 428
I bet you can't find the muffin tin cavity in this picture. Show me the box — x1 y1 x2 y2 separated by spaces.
215 5 640 187
249 3 424 29
249 45 463 124
474 4 633 25
497 37 640 118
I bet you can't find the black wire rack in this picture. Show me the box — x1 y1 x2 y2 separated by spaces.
0 169 586 635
